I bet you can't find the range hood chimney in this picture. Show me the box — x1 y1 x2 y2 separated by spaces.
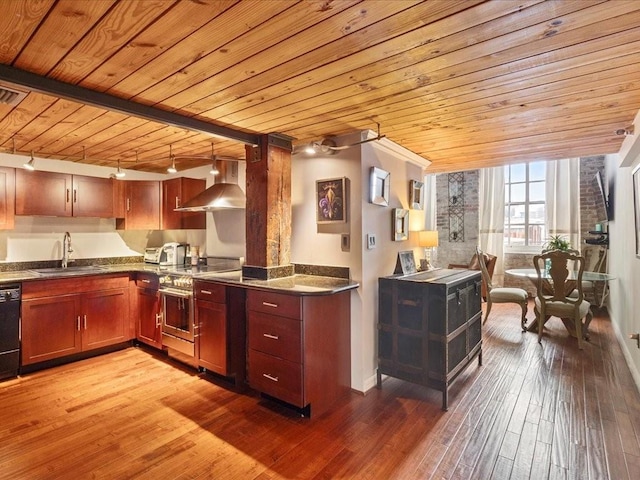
175 160 246 211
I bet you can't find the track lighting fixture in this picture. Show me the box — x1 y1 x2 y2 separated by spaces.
615 126 634 136
210 143 219 175
23 151 35 171
115 159 125 178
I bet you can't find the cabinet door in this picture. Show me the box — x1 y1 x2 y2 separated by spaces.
81 288 130 351
197 299 228 375
162 178 206 229
21 295 81 365
72 175 114 217
117 181 160 230
0 167 15 230
137 287 162 348
15 170 72 216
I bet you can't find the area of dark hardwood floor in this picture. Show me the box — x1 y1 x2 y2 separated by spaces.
1 302 639 479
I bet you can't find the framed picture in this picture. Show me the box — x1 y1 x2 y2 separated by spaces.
392 208 409 241
633 165 640 257
370 167 390 206
409 179 424 209
316 177 347 224
394 250 417 275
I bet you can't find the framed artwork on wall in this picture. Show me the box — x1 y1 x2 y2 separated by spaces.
370 167 390 206
392 208 409 241
316 177 347 224
409 180 424 209
633 165 640 257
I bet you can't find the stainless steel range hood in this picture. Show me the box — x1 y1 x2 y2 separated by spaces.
175 160 246 211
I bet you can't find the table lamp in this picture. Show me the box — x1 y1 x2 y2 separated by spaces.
419 230 439 271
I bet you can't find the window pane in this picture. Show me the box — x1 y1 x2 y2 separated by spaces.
528 224 546 246
511 164 526 182
511 183 525 202
507 204 525 224
528 203 545 224
529 161 545 181
505 226 525 246
529 181 545 202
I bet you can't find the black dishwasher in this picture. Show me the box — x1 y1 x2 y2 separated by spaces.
0 284 20 380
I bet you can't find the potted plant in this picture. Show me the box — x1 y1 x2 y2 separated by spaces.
543 234 571 251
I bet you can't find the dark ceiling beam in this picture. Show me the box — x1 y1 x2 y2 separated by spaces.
0 64 260 147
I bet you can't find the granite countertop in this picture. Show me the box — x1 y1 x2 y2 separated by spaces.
0 262 359 295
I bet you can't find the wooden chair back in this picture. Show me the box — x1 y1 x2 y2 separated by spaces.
532 249 585 305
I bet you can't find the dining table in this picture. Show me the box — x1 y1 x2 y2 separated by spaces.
505 268 615 338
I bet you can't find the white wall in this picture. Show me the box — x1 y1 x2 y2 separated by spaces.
609 144 640 386
291 131 429 392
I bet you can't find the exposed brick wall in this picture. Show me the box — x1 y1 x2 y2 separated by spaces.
435 156 606 294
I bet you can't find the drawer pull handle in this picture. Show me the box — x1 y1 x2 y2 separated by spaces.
263 333 279 340
141 279 151 283
77 316 81 331
263 373 279 382
83 314 87 330
262 302 278 308
200 290 212 295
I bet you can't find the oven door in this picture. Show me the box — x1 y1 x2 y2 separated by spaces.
160 288 194 342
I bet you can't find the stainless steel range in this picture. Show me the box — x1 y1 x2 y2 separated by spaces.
159 272 196 364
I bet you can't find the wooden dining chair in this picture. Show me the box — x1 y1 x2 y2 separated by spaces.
532 249 592 350
476 247 528 330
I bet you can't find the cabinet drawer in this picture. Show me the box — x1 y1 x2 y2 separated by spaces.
136 273 158 289
247 290 301 319
248 349 303 407
194 281 226 302
248 312 301 363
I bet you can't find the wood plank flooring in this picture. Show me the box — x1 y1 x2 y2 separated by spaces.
1 302 639 479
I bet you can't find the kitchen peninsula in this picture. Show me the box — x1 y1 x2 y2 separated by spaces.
0 261 357 417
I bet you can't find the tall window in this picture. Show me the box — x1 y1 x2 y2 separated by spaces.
504 162 546 247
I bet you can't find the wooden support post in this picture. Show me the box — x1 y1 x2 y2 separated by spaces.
243 134 293 280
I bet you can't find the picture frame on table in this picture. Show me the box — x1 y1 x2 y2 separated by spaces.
316 177 347 224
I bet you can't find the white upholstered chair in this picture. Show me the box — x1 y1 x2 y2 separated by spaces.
476 247 528 330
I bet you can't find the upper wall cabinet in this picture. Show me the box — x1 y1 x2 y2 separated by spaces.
15 170 114 218
0 167 15 230
115 180 160 230
162 177 206 230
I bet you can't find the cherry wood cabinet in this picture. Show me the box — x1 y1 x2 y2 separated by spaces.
377 270 482 410
135 273 162 349
115 180 161 230
0 167 15 229
246 289 350 417
162 177 206 229
195 280 246 386
21 275 131 366
15 170 114 217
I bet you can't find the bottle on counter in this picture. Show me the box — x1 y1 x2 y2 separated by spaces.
191 246 199 266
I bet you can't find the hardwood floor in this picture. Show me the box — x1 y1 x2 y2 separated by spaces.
1 302 639 479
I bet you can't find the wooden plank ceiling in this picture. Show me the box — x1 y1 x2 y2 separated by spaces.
0 0 638 174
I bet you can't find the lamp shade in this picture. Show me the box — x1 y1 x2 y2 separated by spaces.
419 230 439 248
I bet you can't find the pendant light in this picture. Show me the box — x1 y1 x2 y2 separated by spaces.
23 151 35 171
209 143 219 175
167 144 177 174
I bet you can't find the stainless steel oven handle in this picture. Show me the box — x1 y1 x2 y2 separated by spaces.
159 288 193 298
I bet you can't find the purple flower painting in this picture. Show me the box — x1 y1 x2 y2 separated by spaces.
316 177 347 223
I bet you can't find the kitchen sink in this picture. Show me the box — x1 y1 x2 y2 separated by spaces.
29 265 109 277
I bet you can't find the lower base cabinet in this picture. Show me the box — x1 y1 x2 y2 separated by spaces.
195 281 246 386
135 273 161 349
21 275 131 366
377 269 482 410
246 289 351 417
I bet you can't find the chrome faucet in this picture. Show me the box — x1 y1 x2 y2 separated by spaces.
62 232 73 268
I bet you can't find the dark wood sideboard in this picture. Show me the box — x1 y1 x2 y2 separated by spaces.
377 269 482 410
